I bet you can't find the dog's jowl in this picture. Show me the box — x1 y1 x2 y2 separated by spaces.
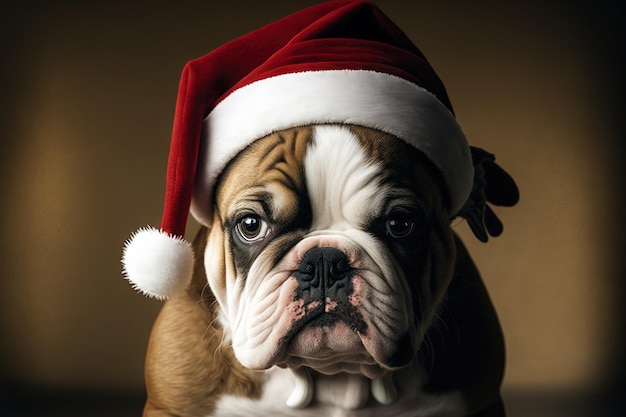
122 2 519 416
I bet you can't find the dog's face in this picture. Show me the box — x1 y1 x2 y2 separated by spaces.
203 124 455 379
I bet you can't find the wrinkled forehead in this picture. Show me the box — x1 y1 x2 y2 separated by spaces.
214 124 446 222
215 126 311 222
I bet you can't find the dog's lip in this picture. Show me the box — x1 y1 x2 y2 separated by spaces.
275 309 395 378
279 308 414 372
292 299 367 336
282 306 328 343
279 306 357 348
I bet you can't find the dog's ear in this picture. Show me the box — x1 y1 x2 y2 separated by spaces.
456 147 519 242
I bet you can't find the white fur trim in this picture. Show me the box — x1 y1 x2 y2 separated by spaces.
190 69 473 225
121 227 194 299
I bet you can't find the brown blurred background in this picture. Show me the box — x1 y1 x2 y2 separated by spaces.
1 1 624 416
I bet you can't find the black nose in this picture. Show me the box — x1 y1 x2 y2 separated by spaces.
294 247 353 299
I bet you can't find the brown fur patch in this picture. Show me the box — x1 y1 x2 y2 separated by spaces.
215 127 313 225
348 125 450 215
143 228 262 416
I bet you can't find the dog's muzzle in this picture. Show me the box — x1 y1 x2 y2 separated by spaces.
228 231 415 379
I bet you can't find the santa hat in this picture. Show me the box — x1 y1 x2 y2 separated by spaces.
122 0 474 299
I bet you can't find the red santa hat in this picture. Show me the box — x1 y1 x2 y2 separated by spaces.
122 0 474 299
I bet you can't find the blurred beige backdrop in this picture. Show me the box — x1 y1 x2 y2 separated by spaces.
1 1 624 416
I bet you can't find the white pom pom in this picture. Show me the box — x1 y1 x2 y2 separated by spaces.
121 227 194 299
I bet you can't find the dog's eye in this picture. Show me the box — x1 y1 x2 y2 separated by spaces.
236 215 270 243
385 213 416 239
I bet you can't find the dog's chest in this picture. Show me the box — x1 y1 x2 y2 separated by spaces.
212 366 466 417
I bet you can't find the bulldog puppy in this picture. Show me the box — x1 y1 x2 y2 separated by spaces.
142 124 513 417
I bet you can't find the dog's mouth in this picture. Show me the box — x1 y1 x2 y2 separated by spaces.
273 296 411 378
278 318 374 375
291 298 368 335
281 301 366 349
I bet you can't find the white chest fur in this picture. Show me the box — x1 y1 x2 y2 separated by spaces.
213 364 466 417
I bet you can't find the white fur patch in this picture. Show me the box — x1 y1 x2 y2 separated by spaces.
305 125 389 231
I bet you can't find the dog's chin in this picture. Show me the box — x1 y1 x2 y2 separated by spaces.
277 321 395 379
257 304 417 379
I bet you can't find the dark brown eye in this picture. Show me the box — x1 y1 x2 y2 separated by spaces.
385 213 415 239
236 215 270 243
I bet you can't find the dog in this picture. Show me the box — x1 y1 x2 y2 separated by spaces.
120 2 520 415
139 124 518 417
